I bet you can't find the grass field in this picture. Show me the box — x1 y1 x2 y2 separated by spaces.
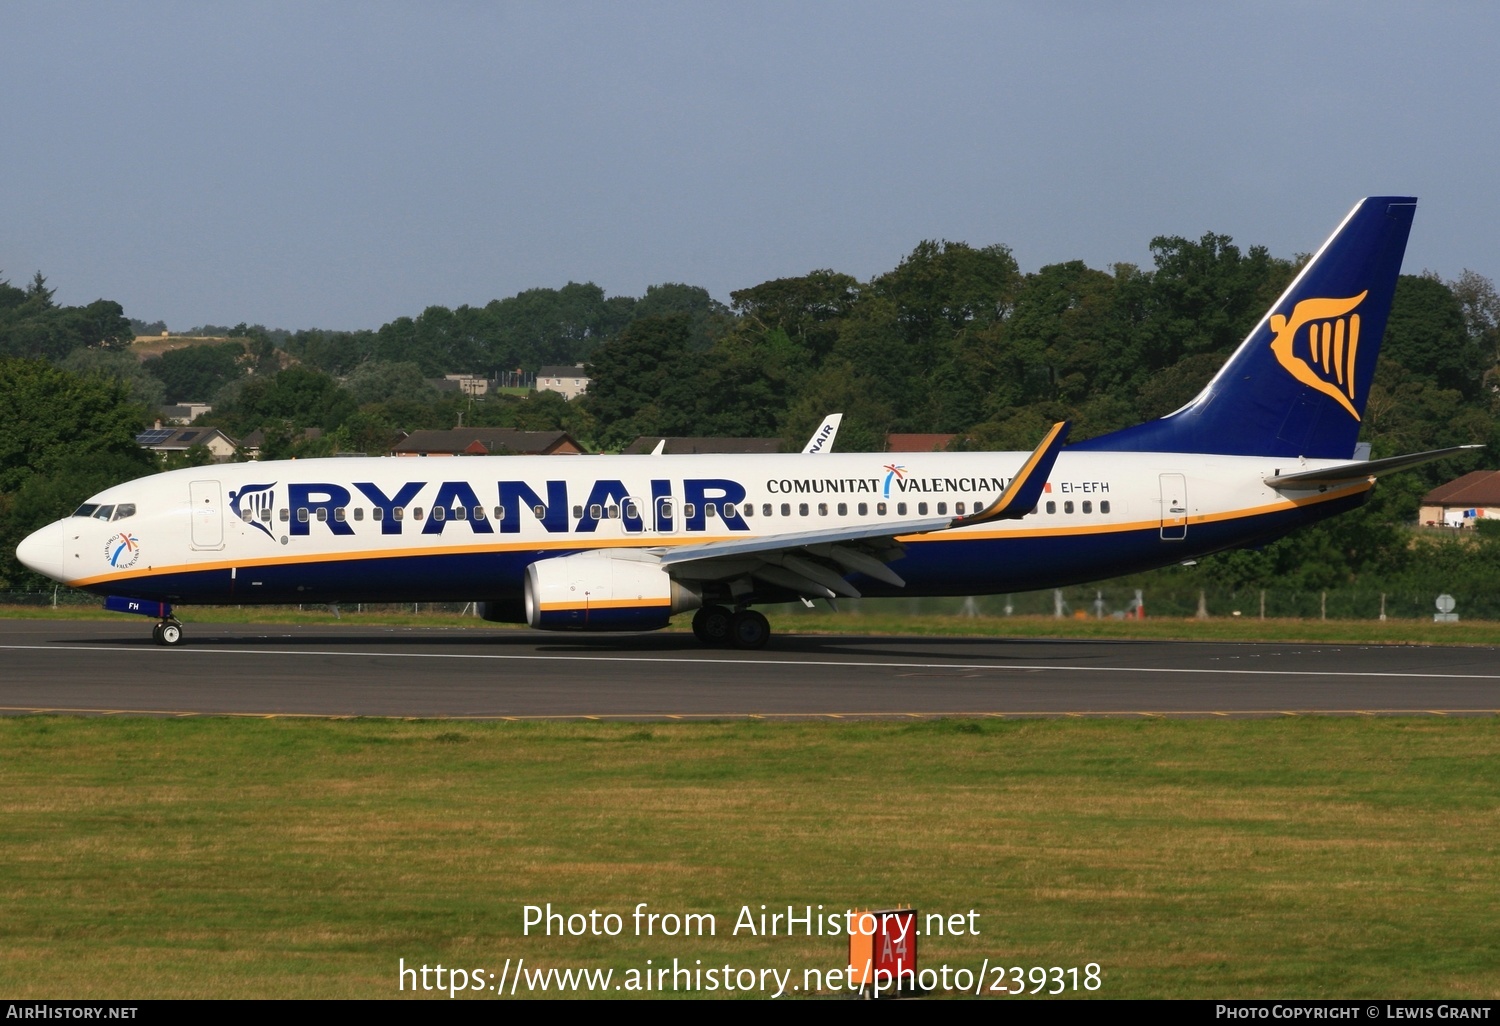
1 715 1496 999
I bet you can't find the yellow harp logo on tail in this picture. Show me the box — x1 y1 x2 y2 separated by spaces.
1269 291 1368 420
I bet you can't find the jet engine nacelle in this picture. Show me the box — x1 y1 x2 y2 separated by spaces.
524 551 702 632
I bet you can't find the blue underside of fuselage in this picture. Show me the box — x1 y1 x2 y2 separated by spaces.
88 491 1365 609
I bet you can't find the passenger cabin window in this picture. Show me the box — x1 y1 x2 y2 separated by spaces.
432 506 445 522
471 506 484 520
917 502 927 515
413 508 424 521
799 503 809 516
818 503 827 516
1046 501 1056 514
781 503 791 517
897 502 907 515
1082 501 1092 514
706 503 717 518
372 507 384 522
354 508 364 521
532 504 546 519
741 503 753 518
683 503 696 519
877 502 887 515
937 502 947 515
316 508 327 522
297 508 309 522
492 506 504 521
1100 501 1111 514
394 507 405 521
1064 501 1074 514
858 502 868 516
280 508 290 522
588 504 601 520
837 503 847 516
625 501 640 519
955 502 965 515
335 507 347 522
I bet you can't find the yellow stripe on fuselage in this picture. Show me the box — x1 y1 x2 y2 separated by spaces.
66 481 1370 590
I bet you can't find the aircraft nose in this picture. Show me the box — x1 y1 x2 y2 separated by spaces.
16 520 68 583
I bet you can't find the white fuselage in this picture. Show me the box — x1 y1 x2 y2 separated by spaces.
25 449 1370 608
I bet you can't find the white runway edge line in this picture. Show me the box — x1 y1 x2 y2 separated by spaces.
4 643 1500 682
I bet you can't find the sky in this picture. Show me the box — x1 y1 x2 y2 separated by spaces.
3 2 1497 332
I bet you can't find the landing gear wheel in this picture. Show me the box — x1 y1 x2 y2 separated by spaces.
729 609 770 650
151 623 163 645
691 605 733 646
157 620 184 647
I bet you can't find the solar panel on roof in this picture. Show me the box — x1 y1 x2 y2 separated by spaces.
136 429 172 444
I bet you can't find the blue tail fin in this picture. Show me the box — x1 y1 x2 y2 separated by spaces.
1074 196 1416 458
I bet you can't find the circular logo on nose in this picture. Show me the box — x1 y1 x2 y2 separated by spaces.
105 533 140 569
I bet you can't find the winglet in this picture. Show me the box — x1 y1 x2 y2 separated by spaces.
953 421 1070 525
802 414 843 454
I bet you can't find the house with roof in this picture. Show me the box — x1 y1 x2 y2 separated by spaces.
1419 471 1500 527
886 433 958 452
536 365 591 400
622 436 783 455
237 427 325 460
158 403 213 425
135 424 239 462
391 429 584 456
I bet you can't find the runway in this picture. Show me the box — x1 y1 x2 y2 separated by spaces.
2 619 1498 720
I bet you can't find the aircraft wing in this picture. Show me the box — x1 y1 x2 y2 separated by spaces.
657 422 1070 598
1263 444 1482 487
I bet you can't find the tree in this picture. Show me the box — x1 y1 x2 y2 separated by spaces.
729 269 859 364
60 348 166 409
0 359 156 588
215 366 356 436
583 315 704 448
1383 274 1483 398
142 342 246 404
342 360 438 407
631 283 732 349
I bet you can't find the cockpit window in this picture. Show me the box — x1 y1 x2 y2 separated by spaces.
112 504 136 521
92 505 115 521
73 504 99 518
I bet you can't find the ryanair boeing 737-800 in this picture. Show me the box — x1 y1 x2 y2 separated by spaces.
15 197 1477 648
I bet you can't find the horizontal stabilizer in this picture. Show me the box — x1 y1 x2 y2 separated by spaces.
1264 445 1483 487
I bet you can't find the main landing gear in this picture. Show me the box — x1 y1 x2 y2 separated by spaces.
691 605 770 650
151 618 185 647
